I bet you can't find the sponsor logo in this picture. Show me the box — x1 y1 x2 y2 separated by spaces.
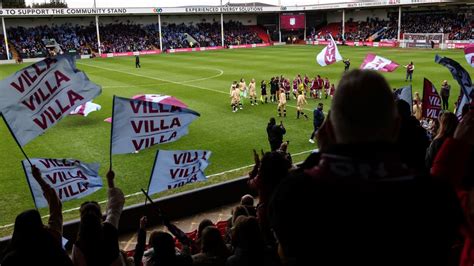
290 18 296 26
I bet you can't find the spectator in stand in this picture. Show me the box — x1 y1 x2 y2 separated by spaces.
248 150 291 246
269 70 464 266
142 231 192 266
425 112 458 169
194 219 215 254
397 99 430 174
226 216 279 266
240 194 257 217
431 109 474 266
71 169 125 266
1 166 73 266
225 205 250 245
413 99 423 121
192 226 231 266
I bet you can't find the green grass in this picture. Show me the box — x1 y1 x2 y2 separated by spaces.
0 45 468 236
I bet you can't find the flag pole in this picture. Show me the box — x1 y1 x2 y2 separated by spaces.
109 96 116 169
1 114 32 166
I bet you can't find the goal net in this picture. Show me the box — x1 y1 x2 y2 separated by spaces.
401 33 448 49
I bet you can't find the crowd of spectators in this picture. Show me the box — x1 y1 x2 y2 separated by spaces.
0 35 6 59
97 22 158 53
399 12 473 40
311 11 472 42
6 20 262 58
1 69 474 266
8 23 95 58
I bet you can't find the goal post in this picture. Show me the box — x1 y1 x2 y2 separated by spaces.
400 33 448 49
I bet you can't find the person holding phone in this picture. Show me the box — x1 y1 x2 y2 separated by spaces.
266 117 286 151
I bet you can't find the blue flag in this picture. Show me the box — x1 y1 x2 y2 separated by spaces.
22 158 103 208
147 150 211 195
435 55 472 118
111 96 200 154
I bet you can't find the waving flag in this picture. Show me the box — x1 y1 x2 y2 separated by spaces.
422 78 442 119
148 150 211 195
316 35 343 66
105 94 187 123
22 158 102 208
70 101 101 117
435 55 472 119
111 96 200 154
465 46 474 68
0 55 101 146
394 85 413 112
360 54 399 72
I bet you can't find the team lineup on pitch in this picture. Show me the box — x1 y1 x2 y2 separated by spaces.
0 45 469 236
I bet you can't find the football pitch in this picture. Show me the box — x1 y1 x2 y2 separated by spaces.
0 45 468 236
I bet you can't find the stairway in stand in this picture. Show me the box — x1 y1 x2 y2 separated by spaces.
248 25 272 44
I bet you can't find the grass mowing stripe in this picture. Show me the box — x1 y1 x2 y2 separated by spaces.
78 62 228 95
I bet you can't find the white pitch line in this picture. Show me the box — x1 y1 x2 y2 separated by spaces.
77 62 227 95
0 149 315 229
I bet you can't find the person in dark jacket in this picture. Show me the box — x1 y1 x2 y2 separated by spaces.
440 80 451 110
226 216 280 266
266 118 286 151
269 77 277 103
343 59 350 72
192 226 230 266
135 55 141 68
396 99 430 174
309 103 325 143
269 70 464 266
425 112 458 169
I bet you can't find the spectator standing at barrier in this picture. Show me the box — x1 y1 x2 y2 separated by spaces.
405 61 415 82
266 118 286 151
440 80 451 110
269 70 463 265
135 55 141 68
309 103 325 144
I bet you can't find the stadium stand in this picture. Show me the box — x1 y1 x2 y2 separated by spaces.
6 20 264 58
311 11 473 42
